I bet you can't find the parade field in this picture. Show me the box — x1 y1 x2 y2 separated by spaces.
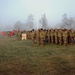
0 36 75 75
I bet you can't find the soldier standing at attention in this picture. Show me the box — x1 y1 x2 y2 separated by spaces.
47 29 51 44
36 29 40 45
69 29 75 45
40 29 45 46
58 29 63 45
16 30 22 40
44 29 48 44
51 29 55 44
63 29 68 46
67 29 70 44
54 29 58 44
18 31 22 40
31 29 36 44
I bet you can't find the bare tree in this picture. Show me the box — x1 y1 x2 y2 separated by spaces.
39 14 48 29
14 21 22 31
61 13 69 29
69 17 75 29
26 14 34 30
60 13 75 29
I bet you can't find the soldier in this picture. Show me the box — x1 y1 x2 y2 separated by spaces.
69 29 75 45
63 29 68 46
17 31 22 40
58 29 63 45
47 29 51 44
54 29 58 44
31 29 36 44
44 29 48 44
51 29 55 44
36 29 40 45
27 31 32 40
40 29 45 46
67 29 70 44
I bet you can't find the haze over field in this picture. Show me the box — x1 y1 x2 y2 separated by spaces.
0 0 75 31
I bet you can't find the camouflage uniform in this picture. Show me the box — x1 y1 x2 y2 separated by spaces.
44 30 48 44
67 30 70 44
47 29 51 43
36 30 40 45
31 29 36 44
63 29 68 46
58 29 63 45
17 31 22 40
51 29 55 44
54 29 58 44
40 29 45 46
69 29 75 45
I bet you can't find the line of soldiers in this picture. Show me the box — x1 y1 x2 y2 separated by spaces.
31 29 75 46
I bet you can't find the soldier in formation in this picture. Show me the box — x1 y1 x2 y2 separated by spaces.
31 29 36 44
15 28 75 46
16 30 22 40
30 28 75 46
36 29 40 45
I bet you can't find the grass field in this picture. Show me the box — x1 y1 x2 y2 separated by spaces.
0 36 75 75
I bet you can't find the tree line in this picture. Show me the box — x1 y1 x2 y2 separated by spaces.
13 13 75 31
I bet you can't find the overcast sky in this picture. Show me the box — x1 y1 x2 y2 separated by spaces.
0 0 75 30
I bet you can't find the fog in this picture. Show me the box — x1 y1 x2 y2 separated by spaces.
0 0 75 31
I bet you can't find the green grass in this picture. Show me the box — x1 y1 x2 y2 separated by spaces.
0 36 75 75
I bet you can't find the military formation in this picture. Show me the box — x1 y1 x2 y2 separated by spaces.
31 29 75 46
15 29 75 46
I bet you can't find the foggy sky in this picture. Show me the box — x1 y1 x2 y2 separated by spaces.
0 0 75 31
